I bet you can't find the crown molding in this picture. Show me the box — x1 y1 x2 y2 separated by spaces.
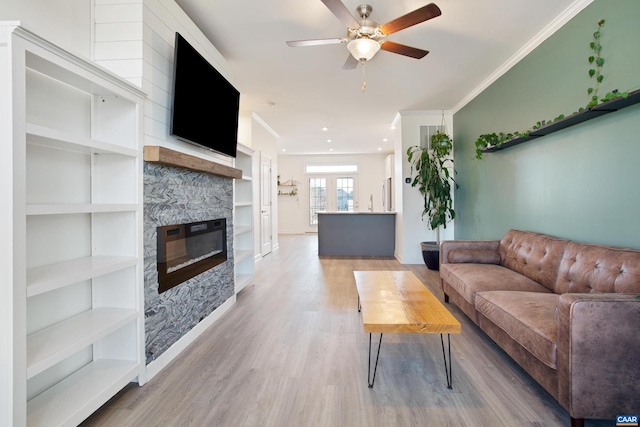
452 0 594 114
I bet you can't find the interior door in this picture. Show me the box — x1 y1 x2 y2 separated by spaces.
260 153 272 257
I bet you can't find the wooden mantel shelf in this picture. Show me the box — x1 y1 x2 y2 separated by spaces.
144 146 242 179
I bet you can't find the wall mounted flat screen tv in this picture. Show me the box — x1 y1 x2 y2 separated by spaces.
170 32 239 158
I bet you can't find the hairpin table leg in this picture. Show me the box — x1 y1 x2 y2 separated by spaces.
440 333 453 389
368 333 383 388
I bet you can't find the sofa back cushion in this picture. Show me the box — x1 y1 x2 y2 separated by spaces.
499 229 567 291
555 241 640 294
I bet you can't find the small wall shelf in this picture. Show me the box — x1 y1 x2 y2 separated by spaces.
278 179 298 196
483 88 640 153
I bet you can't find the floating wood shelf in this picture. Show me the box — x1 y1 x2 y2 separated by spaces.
144 146 242 179
483 88 640 153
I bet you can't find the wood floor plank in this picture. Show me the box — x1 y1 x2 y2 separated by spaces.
81 234 610 427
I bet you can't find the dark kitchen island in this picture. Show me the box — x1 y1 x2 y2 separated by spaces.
317 212 396 256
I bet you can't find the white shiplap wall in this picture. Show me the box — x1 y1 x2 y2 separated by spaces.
93 0 237 166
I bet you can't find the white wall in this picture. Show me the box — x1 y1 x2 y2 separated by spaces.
0 0 90 56
278 153 390 234
94 0 243 167
396 111 455 264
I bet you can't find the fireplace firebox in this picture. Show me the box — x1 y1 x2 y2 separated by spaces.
157 218 227 293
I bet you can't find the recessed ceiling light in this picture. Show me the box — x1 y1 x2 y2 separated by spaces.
382 138 388 142
327 139 332 143
322 126 328 131
390 125 395 130
282 149 286 152
378 147 382 150
329 148 333 152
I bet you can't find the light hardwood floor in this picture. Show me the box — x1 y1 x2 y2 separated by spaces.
82 234 610 427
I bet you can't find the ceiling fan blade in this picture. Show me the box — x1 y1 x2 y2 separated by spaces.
380 41 429 59
321 0 360 29
379 3 441 35
342 54 359 70
286 38 346 47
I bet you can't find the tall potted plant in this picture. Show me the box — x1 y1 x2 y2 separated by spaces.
407 129 457 270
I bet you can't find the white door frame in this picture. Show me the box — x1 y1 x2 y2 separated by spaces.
260 153 272 257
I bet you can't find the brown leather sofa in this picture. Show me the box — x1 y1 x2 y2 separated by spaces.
439 229 640 427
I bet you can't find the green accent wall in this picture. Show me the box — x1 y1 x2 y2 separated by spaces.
453 0 640 248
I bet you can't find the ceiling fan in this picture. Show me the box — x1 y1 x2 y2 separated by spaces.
286 0 442 70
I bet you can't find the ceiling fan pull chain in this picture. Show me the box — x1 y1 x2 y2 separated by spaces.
361 60 367 92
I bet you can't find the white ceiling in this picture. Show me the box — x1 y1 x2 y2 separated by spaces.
175 0 583 155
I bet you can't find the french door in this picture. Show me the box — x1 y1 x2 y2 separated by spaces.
308 175 358 227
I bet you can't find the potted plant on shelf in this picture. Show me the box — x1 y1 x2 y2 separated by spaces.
407 129 457 270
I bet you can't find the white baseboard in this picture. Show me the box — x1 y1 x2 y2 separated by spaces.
144 295 236 381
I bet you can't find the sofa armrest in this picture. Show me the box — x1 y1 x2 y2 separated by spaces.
439 240 500 265
556 293 640 419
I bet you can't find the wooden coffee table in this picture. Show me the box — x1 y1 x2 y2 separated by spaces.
354 270 461 388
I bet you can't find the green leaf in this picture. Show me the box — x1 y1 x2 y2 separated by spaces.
593 31 600 39
587 87 593 95
589 69 596 77
597 74 604 83
596 57 604 67
590 41 595 49
588 56 595 63
594 44 601 53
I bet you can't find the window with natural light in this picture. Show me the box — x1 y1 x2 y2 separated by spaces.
309 178 326 225
305 165 358 174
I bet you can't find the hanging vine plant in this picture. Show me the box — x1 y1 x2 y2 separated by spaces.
473 17 634 160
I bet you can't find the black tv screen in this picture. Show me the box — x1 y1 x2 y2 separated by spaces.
170 32 239 158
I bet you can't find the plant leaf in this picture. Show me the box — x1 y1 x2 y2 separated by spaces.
597 74 604 83
596 57 604 67
588 56 594 63
587 87 593 95
589 69 595 77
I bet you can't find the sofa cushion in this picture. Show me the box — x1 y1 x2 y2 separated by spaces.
440 263 551 308
499 229 567 292
448 249 501 264
555 241 640 294
475 291 560 369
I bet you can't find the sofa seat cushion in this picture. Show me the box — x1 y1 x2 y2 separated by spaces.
475 291 560 369
440 263 551 307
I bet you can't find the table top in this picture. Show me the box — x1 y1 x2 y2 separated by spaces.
354 270 461 335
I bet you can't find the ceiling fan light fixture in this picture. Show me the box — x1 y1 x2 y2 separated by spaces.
347 38 380 62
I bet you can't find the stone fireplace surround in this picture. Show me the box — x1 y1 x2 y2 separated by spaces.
143 147 241 364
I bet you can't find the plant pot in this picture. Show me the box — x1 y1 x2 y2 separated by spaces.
421 241 440 271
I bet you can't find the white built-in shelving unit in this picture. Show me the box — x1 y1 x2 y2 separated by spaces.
1 23 145 426
233 144 255 293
